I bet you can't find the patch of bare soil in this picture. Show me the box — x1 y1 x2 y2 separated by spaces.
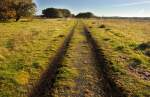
74 32 105 97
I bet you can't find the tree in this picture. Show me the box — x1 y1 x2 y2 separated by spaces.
59 9 71 17
42 8 63 18
0 0 15 21
0 0 36 21
76 12 95 18
42 8 72 18
12 0 36 21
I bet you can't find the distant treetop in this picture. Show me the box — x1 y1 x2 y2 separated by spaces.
76 12 95 18
42 8 72 18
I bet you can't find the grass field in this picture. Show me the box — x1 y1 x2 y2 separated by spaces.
86 19 150 96
0 19 150 97
0 19 75 97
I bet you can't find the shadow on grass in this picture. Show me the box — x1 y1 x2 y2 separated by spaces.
28 24 77 97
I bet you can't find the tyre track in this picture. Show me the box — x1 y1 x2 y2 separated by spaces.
83 25 127 97
51 23 105 97
28 23 77 97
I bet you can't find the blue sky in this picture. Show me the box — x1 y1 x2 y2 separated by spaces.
34 0 150 17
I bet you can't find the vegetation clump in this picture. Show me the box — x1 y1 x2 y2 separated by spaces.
136 42 150 50
136 42 150 57
99 24 106 28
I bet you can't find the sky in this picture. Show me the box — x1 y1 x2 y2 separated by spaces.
34 0 150 17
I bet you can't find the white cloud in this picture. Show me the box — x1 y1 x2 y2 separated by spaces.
114 1 150 7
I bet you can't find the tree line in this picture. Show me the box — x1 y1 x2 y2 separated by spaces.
0 0 96 22
75 12 95 18
0 0 36 21
42 8 96 18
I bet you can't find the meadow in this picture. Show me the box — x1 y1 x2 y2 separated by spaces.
86 19 150 96
0 19 75 97
0 19 149 97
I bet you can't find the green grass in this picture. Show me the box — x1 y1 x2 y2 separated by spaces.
52 23 86 97
0 19 75 97
0 18 150 97
85 19 150 97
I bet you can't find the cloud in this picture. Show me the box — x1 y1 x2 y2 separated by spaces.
114 1 150 7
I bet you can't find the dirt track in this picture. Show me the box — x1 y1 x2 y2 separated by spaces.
28 21 126 97
84 25 126 97
28 23 77 97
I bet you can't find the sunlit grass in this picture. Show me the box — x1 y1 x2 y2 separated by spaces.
85 19 150 96
0 19 75 97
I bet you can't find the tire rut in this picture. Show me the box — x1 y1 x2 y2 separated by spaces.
74 31 105 97
28 21 126 97
28 23 77 97
83 24 127 97
52 23 105 97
